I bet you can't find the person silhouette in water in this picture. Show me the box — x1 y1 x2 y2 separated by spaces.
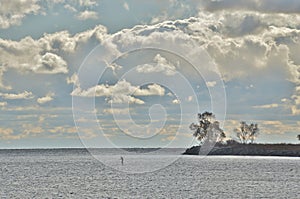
120 156 124 165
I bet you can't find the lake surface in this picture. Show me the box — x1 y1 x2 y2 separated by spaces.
0 149 299 198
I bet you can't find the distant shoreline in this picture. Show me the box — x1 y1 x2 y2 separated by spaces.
183 143 300 157
0 145 300 157
0 147 180 150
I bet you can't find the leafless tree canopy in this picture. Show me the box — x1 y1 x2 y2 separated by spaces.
234 121 259 144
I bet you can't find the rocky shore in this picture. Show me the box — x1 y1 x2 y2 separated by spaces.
183 143 300 157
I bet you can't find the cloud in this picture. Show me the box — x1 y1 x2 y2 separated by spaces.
253 103 279 109
201 0 300 13
103 108 130 115
134 84 165 96
260 120 299 135
0 68 11 90
262 121 283 125
0 25 107 89
172 99 180 104
167 92 174 97
107 63 123 73
35 53 68 74
56 11 298 114
206 81 217 88
123 2 130 11
0 91 34 100
0 128 23 140
64 4 77 12
49 126 77 134
108 95 145 105
0 37 69 75
0 0 41 29
76 0 97 7
0 101 7 107
38 114 58 123
71 79 165 104
136 54 177 76
224 119 300 140
51 0 98 8
22 124 44 135
187 96 193 102
76 10 98 20
246 84 254 89
1 3 300 116
123 12 299 85
47 125 97 139
150 0 195 24
37 92 54 104
161 135 177 142
66 73 80 86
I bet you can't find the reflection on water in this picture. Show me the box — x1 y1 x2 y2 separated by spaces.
0 149 299 198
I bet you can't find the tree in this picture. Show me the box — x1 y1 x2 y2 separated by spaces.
234 121 259 144
297 134 300 141
189 112 226 144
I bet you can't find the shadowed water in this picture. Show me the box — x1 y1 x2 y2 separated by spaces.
0 149 299 198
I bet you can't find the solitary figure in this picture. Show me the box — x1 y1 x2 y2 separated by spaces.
120 156 124 166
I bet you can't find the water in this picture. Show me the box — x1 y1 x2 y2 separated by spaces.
0 149 299 198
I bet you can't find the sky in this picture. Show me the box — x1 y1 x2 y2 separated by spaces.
0 0 300 149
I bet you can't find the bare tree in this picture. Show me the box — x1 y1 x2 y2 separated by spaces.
234 121 259 144
190 112 226 144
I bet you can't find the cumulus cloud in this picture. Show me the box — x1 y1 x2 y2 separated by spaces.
0 25 107 89
37 92 54 104
74 81 164 105
35 53 68 74
125 12 298 84
71 79 164 97
76 10 98 20
0 0 41 29
136 54 177 76
72 79 165 104
0 91 34 100
0 36 69 75
109 95 145 105
1 2 300 116
86 12 299 114
134 84 165 96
